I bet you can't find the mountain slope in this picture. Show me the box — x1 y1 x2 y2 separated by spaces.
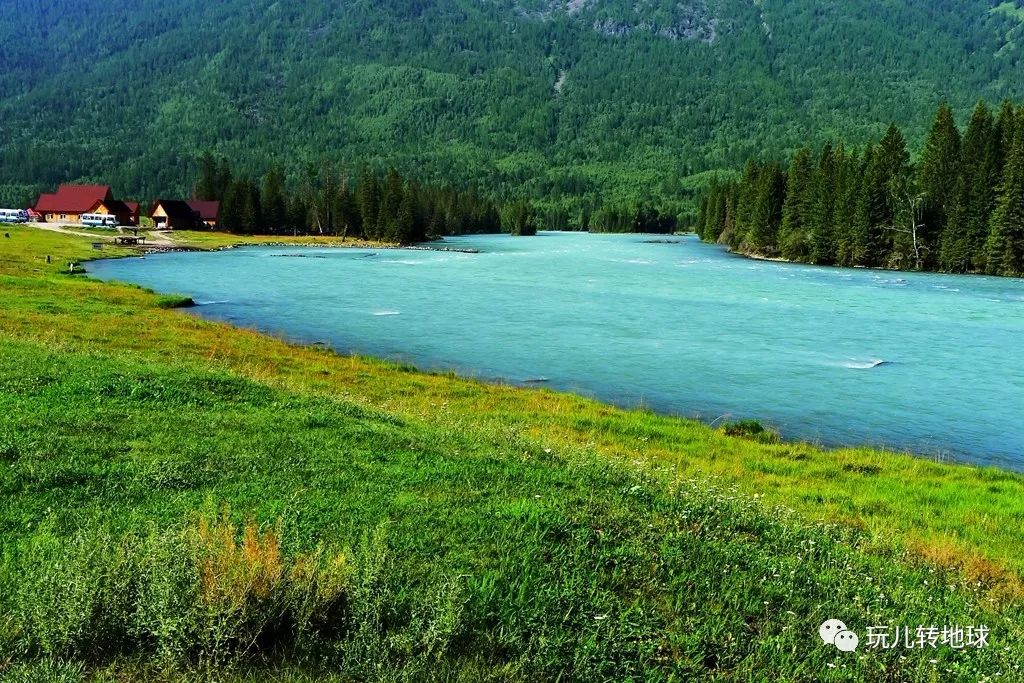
2 0 1024 216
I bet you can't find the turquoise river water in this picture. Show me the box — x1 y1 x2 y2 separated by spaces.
88 232 1024 469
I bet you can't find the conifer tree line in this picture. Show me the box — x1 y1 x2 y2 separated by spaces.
697 101 1024 276
192 154 680 240
194 154 512 243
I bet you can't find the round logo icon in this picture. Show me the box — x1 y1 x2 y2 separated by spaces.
834 629 860 652
819 619 847 645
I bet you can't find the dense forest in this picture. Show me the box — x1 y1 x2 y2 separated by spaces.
697 100 1024 277
4 1 1024 222
179 154 679 238
196 156 508 242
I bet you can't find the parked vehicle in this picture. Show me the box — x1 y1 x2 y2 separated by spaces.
80 213 119 228
0 208 28 223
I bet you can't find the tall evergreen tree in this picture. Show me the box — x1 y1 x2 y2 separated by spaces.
852 145 889 267
195 152 219 201
995 100 1017 178
728 160 761 248
779 147 813 261
286 195 308 236
356 167 381 240
809 142 838 264
335 181 361 240
261 168 287 234
831 143 859 267
986 120 1024 276
747 164 785 254
215 158 233 201
941 102 998 272
917 103 962 267
220 180 247 234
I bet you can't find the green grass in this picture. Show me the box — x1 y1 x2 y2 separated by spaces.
1 224 1024 680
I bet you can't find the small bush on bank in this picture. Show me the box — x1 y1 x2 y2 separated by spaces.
155 295 196 309
720 419 781 444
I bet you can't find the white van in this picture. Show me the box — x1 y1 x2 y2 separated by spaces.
0 208 28 223
81 213 119 228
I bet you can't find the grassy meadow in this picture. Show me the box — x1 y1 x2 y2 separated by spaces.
1 225 1023 681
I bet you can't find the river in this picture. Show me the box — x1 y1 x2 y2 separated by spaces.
87 232 1024 469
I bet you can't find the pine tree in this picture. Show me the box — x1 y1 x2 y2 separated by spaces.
356 167 381 240
220 180 247 234
261 168 287 233
215 158 233 201
941 101 998 272
286 196 308 236
379 168 404 240
995 100 1017 178
809 142 837 264
195 152 218 201
831 143 859 266
917 103 962 267
747 164 785 254
335 182 361 240
393 191 417 243
986 120 1024 276
728 159 761 248
779 147 813 261
852 145 888 267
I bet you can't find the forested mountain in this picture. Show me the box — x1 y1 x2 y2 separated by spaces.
3 0 1024 223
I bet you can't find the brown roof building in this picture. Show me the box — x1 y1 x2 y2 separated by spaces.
149 199 220 230
186 200 220 228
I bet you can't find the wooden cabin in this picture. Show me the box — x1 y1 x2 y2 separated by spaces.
33 185 138 225
150 199 220 230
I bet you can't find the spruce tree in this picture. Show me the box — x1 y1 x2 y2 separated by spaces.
747 164 785 254
852 145 889 267
995 100 1017 178
986 120 1024 276
941 101 997 272
335 182 361 240
809 143 837 264
729 160 761 248
379 168 405 240
220 180 247 234
195 152 218 201
831 144 859 266
215 158 233 201
917 103 962 267
261 168 287 234
356 167 381 240
779 147 813 261
286 196 308 236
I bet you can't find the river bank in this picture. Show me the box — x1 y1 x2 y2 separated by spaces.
2 224 1023 680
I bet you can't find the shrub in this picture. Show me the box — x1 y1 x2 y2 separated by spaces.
6 511 351 665
3 513 469 674
155 295 196 309
720 419 781 444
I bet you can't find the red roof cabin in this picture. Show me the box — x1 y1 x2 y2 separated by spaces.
33 185 138 225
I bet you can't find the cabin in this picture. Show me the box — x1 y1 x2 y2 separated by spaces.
33 185 138 225
149 199 220 230
186 200 220 228
92 199 139 226
150 200 201 230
